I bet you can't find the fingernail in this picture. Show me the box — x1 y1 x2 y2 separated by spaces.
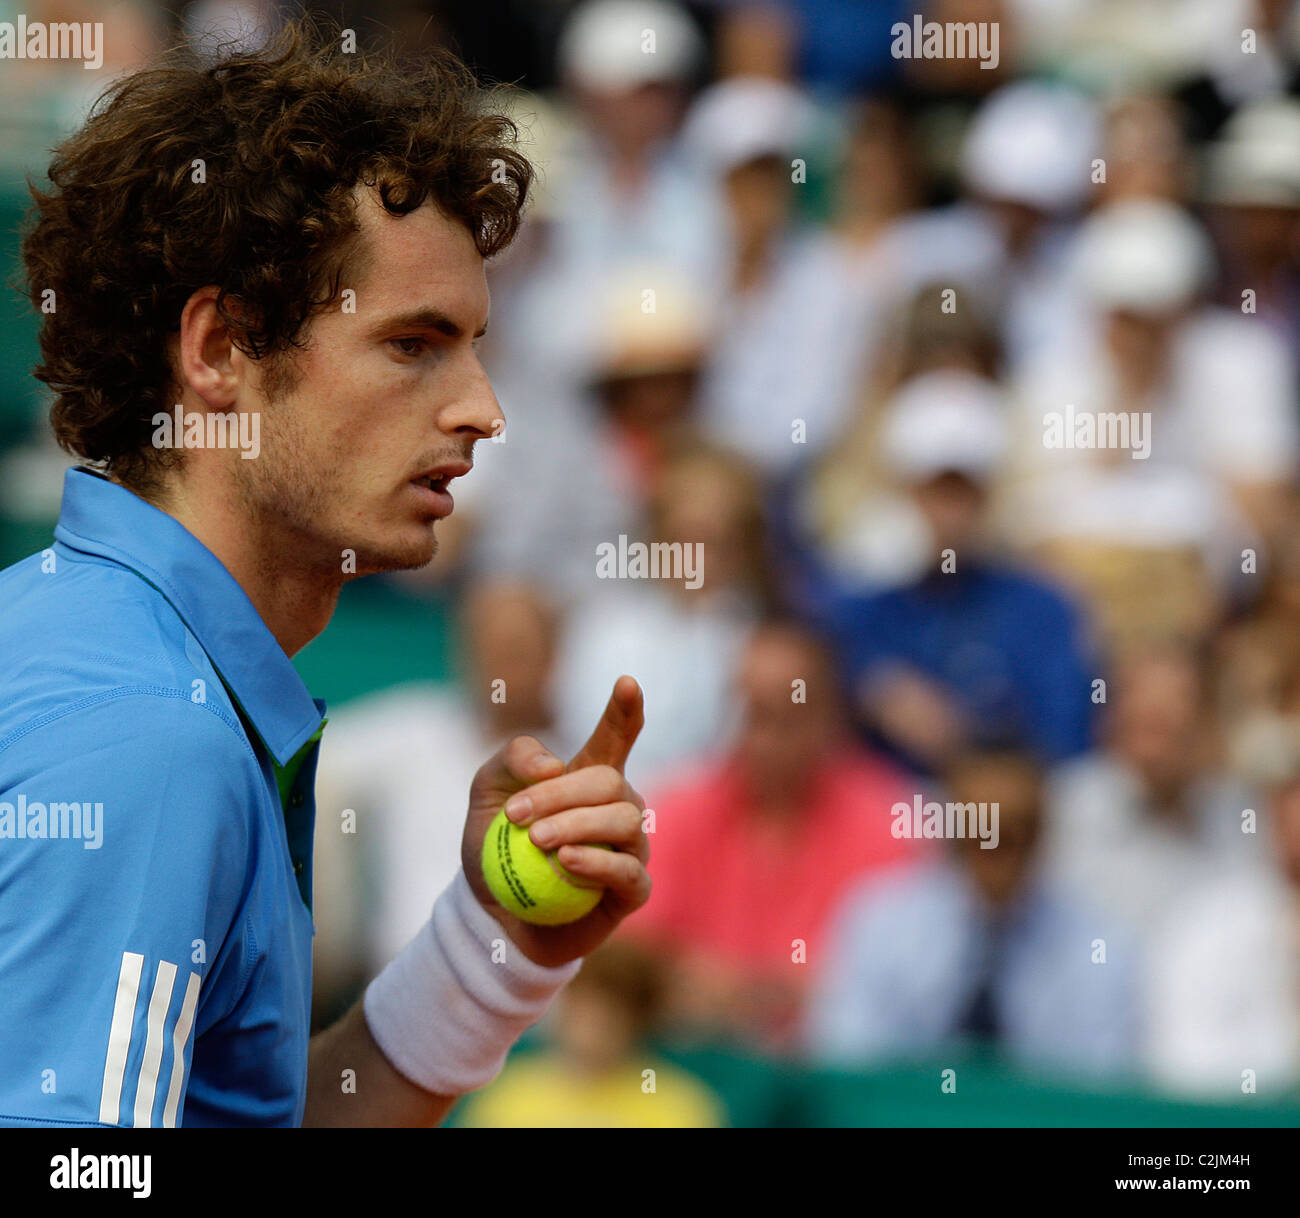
531 821 556 847
504 795 531 822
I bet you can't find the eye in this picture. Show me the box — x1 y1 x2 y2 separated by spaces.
390 336 427 358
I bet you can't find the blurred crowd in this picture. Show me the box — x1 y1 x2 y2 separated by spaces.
6 0 1300 1125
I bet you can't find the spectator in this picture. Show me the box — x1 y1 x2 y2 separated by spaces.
1216 505 1300 765
587 266 712 508
1095 93 1193 207
752 98 928 474
896 0 1016 100
804 751 1140 1077
823 370 1097 774
464 262 707 602
551 441 770 790
1042 645 1266 948
750 0 913 97
546 0 717 282
1147 719 1300 1097
1001 201 1283 652
462 0 721 601
1174 0 1300 136
683 76 856 474
628 618 922 1051
1011 199 1297 547
460 941 726 1127
1205 99 1300 365
800 282 1003 591
482 0 719 413
900 80 1100 373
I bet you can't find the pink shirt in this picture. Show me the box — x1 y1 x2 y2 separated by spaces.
630 748 925 980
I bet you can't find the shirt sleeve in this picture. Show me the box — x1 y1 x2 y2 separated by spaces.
801 880 918 1064
1188 317 1299 482
0 692 263 1127
1017 585 1097 761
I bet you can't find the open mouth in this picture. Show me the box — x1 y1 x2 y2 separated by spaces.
409 469 460 519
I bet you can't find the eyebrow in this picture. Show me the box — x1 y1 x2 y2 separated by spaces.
368 308 488 340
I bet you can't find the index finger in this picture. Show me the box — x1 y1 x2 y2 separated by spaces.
566 675 644 775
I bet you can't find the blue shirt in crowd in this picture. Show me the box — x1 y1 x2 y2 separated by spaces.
826 563 1096 768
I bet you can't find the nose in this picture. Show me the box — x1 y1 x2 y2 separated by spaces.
439 350 505 442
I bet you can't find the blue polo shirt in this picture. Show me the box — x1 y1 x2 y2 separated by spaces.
0 467 325 1127
825 563 1096 772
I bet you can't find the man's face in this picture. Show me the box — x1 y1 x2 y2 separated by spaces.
1104 307 1178 379
956 761 1042 907
736 629 838 796
656 459 752 592
1110 657 1201 794
911 470 986 554
465 587 557 728
235 189 501 576
724 157 790 246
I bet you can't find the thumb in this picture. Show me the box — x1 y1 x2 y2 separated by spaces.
567 675 644 774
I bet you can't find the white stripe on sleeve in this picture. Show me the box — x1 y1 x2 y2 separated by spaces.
132 959 177 1127
98 951 144 1125
161 971 201 1129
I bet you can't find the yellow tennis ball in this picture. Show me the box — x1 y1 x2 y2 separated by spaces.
481 807 609 926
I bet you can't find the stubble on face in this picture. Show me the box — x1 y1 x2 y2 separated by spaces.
231 343 441 580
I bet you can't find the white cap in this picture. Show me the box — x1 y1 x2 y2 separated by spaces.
1075 199 1214 314
1206 100 1300 208
881 371 1007 482
595 263 710 380
680 76 816 176
558 0 703 93
961 81 1099 213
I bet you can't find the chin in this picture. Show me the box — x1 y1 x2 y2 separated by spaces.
348 527 438 576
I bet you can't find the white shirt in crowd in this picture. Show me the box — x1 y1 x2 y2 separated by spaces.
1147 867 1300 1096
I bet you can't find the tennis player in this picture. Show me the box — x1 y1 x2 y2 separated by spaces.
0 19 650 1127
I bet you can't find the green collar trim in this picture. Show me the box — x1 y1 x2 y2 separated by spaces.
274 721 327 810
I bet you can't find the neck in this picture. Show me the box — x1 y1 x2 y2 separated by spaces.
146 476 343 657
1113 349 1169 401
744 769 809 822
1143 780 1192 820
836 208 894 247
732 233 776 294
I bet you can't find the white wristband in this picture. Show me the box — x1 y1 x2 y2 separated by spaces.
362 867 581 1096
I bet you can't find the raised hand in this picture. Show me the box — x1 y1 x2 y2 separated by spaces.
461 676 649 966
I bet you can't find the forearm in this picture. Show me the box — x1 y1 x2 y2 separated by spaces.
304 1001 458 1127
299 687 650 1128
303 868 579 1127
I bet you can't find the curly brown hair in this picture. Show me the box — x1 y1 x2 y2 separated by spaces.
21 16 532 493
